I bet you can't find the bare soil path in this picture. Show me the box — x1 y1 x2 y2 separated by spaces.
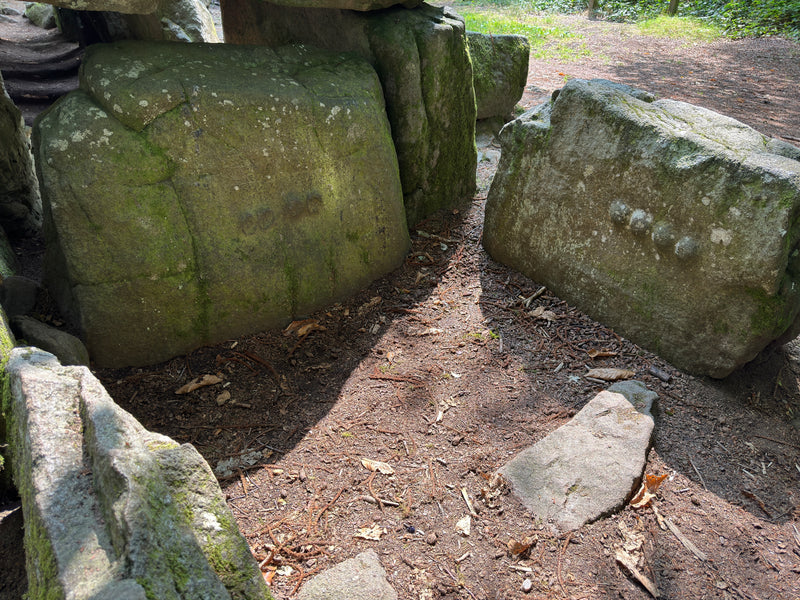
2 10 800 600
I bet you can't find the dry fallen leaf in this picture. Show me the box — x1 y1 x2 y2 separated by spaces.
283 318 326 337
418 327 444 336
529 306 557 321
215 390 231 406
630 473 669 508
455 515 471 536
360 458 395 475
354 524 384 540
507 536 536 557
175 374 223 394
585 367 635 381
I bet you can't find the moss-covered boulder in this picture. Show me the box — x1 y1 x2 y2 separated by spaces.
467 32 529 121
267 0 421 10
484 79 800 378
5 347 272 599
0 72 41 236
222 1 477 225
34 41 409 368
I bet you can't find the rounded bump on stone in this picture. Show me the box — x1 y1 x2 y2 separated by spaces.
651 222 675 248
628 209 653 234
675 236 700 259
609 200 631 224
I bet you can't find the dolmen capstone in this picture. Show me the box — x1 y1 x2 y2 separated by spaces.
34 41 410 368
484 79 800 378
467 32 529 121
221 0 477 225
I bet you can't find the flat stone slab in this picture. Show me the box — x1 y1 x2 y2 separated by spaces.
500 382 657 532
298 549 397 600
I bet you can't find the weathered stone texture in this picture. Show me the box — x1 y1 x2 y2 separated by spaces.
467 31 529 120
32 0 158 15
34 41 409 367
0 72 41 235
266 0 420 10
484 79 800 377
4 347 272 599
501 383 656 532
221 1 477 225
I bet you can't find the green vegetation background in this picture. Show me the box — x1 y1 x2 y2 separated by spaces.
453 0 800 39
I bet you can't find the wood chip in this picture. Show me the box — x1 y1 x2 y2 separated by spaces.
585 367 635 381
175 373 223 394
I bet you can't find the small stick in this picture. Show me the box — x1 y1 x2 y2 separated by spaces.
238 468 249 496
741 490 773 518
367 471 383 511
315 487 345 525
357 495 400 507
688 455 707 490
557 531 573 598
752 434 800 450
455 551 471 563
664 518 707 562
461 488 478 517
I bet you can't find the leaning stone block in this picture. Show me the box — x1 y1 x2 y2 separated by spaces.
4 347 272 599
484 79 800 377
221 1 477 225
0 72 41 235
34 41 409 367
467 31 529 120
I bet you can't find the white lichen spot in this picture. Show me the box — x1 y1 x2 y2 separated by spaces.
113 104 123 113
584 164 595 177
162 88 168 93
319 102 326 108
199 512 222 532
234 185 240 191
222 99 233 106
139 100 149 107
102 129 113 137
701 196 711 206
184 120 192 127
125 60 147 79
211 92 218 97
71 130 88 142
99 77 110 86
51 139 68 151
710 227 733 246
104 92 111 100
149 274 159 281
728 206 741 218
325 105 342 124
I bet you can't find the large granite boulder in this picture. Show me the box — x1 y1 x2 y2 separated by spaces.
4 347 272 599
56 0 219 44
267 0 420 9
34 41 409 368
484 79 800 378
34 0 158 15
0 72 41 236
467 31 529 120
221 1 477 225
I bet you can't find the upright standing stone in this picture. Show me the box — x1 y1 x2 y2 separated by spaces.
0 72 41 236
221 1 477 225
484 79 800 377
35 41 409 367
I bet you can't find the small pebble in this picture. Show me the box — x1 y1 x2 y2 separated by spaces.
522 578 533 593
425 532 437 546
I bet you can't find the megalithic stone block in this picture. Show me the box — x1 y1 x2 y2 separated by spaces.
34 41 409 368
221 0 477 225
484 79 800 378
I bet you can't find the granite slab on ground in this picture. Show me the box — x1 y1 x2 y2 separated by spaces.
501 381 657 532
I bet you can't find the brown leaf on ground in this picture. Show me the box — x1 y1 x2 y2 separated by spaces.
174 373 223 394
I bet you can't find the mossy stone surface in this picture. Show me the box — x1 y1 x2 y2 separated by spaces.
484 78 800 378
0 72 41 235
221 1 477 225
467 32 529 120
34 41 408 368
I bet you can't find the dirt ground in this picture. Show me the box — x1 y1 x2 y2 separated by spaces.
2 8 800 600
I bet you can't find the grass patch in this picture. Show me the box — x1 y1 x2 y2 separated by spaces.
457 6 592 61
635 15 725 41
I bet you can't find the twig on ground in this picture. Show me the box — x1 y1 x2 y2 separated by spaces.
557 531 573 598
688 455 708 490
